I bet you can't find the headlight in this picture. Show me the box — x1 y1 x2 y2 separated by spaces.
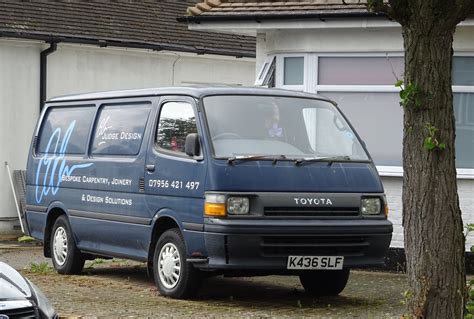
361 197 381 215
204 194 250 217
227 197 250 215
27 280 57 319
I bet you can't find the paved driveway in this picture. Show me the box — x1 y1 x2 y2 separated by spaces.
0 242 408 318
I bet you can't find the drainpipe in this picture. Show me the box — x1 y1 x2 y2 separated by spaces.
171 53 181 86
40 42 57 111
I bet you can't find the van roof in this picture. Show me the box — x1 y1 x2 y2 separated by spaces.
47 86 332 103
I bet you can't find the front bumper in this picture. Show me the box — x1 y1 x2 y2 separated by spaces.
199 218 392 271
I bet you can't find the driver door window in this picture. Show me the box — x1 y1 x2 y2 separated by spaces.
156 102 197 155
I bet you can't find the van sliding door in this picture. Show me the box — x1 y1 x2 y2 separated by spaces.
70 100 154 260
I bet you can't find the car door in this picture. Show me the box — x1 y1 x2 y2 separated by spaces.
145 96 207 230
71 100 154 259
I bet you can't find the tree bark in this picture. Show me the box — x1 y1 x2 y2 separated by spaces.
402 21 465 319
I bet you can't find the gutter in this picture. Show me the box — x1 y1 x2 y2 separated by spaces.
177 11 387 23
0 31 255 59
39 42 57 111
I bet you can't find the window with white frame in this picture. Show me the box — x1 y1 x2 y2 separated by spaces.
276 54 308 91
284 57 304 85
275 53 474 173
255 56 276 87
317 56 405 168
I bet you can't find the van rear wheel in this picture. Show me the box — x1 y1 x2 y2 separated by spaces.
153 228 202 299
299 269 350 296
50 215 85 274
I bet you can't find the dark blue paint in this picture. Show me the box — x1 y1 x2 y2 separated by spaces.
207 160 383 193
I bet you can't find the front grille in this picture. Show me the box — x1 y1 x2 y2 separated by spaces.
264 206 359 217
261 235 369 257
1 306 38 318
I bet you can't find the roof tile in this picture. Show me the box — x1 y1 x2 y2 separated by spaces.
186 0 371 17
0 0 255 57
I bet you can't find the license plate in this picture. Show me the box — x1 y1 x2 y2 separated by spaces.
287 256 344 270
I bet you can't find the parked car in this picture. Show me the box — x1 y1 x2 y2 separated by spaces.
0 261 57 318
25 87 392 299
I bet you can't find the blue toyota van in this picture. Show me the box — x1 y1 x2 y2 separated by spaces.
25 87 392 298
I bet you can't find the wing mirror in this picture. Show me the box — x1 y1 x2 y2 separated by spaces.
185 133 200 157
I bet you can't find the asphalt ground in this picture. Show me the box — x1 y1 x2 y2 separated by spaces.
0 242 408 318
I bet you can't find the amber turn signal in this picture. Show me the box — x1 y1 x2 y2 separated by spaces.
204 193 227 217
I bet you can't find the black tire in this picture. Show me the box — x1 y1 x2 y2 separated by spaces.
50 215 85 274
153 228 202 299
299 269 350 296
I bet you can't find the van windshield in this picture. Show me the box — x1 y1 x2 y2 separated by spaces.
203 95 370 162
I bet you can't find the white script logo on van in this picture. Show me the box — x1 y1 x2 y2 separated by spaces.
35 121 93 203
96 115 143 145
97 116 113 146
293 198 333 206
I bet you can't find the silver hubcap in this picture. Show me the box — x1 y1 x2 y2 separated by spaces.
53 226 68 266
158 243 181 289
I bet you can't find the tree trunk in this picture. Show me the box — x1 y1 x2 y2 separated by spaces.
402 23 465 318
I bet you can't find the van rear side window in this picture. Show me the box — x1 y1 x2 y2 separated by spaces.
92 104 151 156
37 106 95 155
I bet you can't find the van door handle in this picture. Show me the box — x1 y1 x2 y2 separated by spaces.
146 164 155 172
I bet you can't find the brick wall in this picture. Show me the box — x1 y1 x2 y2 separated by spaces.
383 176 474 250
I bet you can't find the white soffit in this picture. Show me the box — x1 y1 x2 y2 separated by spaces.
188 17 474 36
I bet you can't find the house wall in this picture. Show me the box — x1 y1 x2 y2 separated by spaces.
48 44 255 96
257 25 474 250
0 40 40 234
0 38 255 235
258 25 472 55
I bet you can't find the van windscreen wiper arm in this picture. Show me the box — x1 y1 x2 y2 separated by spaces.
228 155 288 165
294 156 352 166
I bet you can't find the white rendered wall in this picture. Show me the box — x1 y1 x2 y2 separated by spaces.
0 40 41 234
47 44 255 97
257 26 474 250
0 39 255 235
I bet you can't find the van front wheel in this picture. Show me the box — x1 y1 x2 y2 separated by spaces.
153 229 202 299
299 269 350 296
50 215 85 274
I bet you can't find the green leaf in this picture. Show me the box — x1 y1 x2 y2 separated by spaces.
438 143 446 150
400 90 407 99
395 79 403 87
424 138 436 151
467 303 474 313
17 236 35 243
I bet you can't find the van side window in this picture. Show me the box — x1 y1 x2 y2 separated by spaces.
156 102 197 154
37 106 95 155
92 104 151 156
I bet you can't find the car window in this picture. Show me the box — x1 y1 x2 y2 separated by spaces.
92 103 151 156
156 102 197 155
37 106 95 155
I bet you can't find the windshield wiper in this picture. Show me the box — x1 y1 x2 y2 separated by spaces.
228 155 288 165
294 156 352 166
